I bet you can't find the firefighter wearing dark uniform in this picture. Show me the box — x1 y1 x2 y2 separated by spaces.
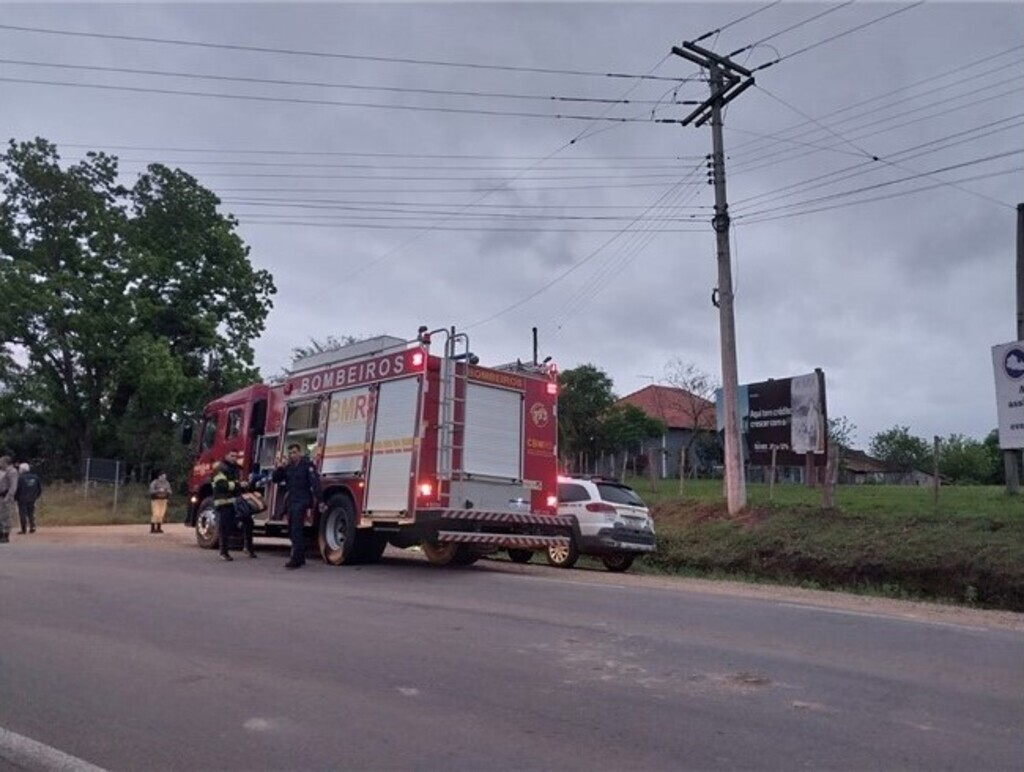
212 450 252 561
272 443 320 569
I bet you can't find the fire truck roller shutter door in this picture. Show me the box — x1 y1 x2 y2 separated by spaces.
323 385 373 475
463 383 523 479
364 377 420 514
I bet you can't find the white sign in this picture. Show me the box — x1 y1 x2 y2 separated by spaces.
992 341 1024 449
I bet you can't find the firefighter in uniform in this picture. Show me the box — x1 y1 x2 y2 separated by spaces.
272 443 320 569
212 450 253 561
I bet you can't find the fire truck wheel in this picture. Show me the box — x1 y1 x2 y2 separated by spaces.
194 497 219 550
318 495 356 566
601 553 635 573
507 549 533 564
545 539 578 569
421 542 480 566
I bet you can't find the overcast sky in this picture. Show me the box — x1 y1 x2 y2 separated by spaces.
2 1 1021 449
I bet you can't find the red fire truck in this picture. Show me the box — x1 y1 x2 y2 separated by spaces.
183 328 573 565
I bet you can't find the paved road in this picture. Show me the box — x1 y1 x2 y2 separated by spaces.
1 527 1021 771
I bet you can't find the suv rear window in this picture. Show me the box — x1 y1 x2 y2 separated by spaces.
596 483 645 507
557 483 591 503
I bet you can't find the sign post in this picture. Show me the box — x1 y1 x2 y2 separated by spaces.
992 340 1024 494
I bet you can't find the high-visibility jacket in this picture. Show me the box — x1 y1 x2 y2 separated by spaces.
212 461 241 507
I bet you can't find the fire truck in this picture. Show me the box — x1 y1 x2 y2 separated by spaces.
183 327 573 566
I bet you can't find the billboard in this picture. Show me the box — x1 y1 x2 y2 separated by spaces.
992 340 1024 449
717 370 827 466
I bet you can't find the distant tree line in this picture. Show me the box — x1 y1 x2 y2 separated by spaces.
558 364 1004 486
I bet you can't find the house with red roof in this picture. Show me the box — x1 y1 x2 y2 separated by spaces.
616 384 720 478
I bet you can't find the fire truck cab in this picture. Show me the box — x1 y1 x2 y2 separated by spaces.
184 328 572 566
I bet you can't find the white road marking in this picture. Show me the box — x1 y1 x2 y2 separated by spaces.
0 726 106 771
397 687 420 696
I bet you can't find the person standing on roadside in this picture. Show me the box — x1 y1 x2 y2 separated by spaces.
14 462 42 534
212 450 247 561
148 471 172 534
272 443 320 570
0 456 16 544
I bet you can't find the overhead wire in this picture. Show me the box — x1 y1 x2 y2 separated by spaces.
727 1 856 58
749 1 926 73
736 167 1023 226
0 57 695 106
734 147 1022 221
0 76 690 124
0 22 689 81
692 1 783 43
463 163 707 331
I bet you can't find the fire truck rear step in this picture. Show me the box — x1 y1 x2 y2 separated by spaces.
435 531 569 549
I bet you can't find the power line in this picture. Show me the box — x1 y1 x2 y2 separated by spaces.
56 142 701 162
737 167 1023 226
692 1 783 43
0 23 689 82
727 1 855 58
751 1 926 73
731 113 1024 209
0 57 695 106
735 148 1022 220
725 45 1024 159
463 167 706 330
0 76 689 124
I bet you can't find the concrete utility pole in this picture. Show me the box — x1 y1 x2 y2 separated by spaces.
1008 203 1024 494
671 42 754 514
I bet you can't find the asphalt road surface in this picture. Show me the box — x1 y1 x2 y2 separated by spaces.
1 526 1021 771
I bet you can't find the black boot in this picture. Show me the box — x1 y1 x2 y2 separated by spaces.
150 523 156 534
156 523 164 534
220 552 233 562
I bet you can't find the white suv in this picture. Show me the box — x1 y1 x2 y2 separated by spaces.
548 476 656 572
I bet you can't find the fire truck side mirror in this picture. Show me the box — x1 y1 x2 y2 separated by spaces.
179 419 194 446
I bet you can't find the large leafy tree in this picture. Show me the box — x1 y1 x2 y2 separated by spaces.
0 138 276 475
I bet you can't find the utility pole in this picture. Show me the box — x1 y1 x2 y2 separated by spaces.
671 42 754 514
1008 203 1024 494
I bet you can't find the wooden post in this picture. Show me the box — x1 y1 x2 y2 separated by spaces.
933 436 941 512
769 448 777 502
804 452 815 487
822 442 840 509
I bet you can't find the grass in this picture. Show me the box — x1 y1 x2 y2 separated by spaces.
28 482 176 527
625 477 1024 612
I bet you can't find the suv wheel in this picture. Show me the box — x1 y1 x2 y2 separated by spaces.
546 538 578 569
601 553 635 572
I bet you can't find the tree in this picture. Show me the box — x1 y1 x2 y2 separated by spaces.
869 425 932 474
827 415 858 450
291 335 364 362
937 433 999 485
982 429 1005 485
558 364 616 469
663 358 719 479
0 138 276 475
598 403 665 477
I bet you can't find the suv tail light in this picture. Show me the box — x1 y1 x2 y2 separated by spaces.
585 502 617 513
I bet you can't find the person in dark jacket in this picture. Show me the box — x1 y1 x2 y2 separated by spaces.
271 443 320 569
212 450 252 561
14 463 42 534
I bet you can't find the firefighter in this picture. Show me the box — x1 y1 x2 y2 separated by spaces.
212 450 251 561
272 443 320 569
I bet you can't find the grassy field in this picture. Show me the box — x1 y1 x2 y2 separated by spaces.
628 478 1024 612
27 482 178 527
26 478 1024 612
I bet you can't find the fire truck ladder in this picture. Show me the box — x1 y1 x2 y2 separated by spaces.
437 328 470 481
